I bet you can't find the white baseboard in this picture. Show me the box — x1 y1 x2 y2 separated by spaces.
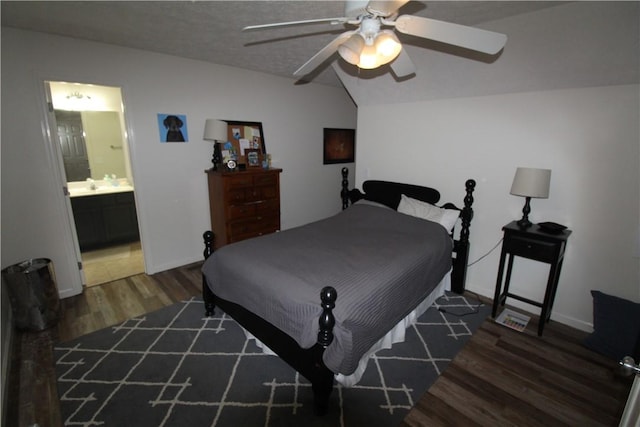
468 284 593 333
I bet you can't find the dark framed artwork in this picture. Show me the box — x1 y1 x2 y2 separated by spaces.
323 128 355 164
224 121 266 166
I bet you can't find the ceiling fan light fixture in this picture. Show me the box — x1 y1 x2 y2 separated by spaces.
374 30 402 60
338 33 365 65
358 43 380 69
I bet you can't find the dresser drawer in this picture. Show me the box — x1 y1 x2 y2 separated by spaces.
228 215 279 237
226 188 247 203
226 203 256 220
255 199 279 216
225 174 253 189
253 173 278 187
504 236 556 262
244 185 278 202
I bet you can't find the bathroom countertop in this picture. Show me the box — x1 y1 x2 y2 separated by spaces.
68 180 134 198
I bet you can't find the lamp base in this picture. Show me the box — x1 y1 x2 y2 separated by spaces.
517 196 533 228
516 218 533 228
211 142 221 171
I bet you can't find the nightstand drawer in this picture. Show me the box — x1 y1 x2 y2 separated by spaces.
504 236 556 262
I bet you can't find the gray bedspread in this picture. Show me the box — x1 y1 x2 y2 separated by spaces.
202 202 453 375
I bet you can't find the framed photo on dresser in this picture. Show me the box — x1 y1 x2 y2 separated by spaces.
224 121 266 166
245 149 261 167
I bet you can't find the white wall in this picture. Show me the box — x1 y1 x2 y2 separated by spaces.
1 28 356 298
336 2 638 105
340 1 639 332
356 84 639 331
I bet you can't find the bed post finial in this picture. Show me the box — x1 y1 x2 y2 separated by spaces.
451 179 475 294
202 231 216 316
341 167 349 210
203 231 214 260
460 179 475 244
318 286 337 348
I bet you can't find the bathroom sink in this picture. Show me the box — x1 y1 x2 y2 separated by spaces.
68 184 134 198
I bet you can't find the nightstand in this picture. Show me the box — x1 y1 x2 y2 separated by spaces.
492 221 572 336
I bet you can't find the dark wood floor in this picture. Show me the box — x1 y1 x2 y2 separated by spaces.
6 263 633 426
401 308 634 426
6 262 202 427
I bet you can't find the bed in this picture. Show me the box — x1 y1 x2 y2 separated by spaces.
201 168 475 414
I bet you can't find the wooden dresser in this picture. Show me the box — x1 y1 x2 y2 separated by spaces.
206 168 282 249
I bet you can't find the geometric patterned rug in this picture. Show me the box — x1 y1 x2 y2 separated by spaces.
54 292 490 426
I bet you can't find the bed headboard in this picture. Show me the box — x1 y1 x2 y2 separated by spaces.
339 167 476 294
358 180 441 209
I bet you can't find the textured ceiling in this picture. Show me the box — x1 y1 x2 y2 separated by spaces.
1 1 565 87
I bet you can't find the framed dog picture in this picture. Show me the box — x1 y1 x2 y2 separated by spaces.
157 113 189 143
323 128 355 164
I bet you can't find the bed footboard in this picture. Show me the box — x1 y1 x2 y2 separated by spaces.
201 231 337 414
202 231 215 316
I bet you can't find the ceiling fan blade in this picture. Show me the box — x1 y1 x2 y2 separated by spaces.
394 15 507 55
243 17 349 31
293 31 357 77
366 0 410 17
390 48 416 78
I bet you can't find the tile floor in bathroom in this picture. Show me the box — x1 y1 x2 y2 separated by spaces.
81 241 144 287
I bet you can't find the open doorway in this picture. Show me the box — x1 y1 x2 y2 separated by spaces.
48 81 144 287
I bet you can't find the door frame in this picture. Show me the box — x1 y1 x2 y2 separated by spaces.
41 82 85 294
42 80 145 290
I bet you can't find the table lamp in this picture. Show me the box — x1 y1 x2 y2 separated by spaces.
203 119 227 170
510 167 551 228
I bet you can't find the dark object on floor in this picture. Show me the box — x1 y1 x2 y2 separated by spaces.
584 290 640 360
2 258 60 331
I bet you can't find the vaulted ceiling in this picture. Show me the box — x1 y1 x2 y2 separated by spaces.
2 1 637 106
1 1 563 87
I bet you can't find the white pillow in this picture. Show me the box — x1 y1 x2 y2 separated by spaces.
397 194 459 233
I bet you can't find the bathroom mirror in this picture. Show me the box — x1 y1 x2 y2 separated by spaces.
55 110 127 182
49 81 132 185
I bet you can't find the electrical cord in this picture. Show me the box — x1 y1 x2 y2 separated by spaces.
467 237 503 267
438 290 486 317
438 236 503 316
438 306 480 317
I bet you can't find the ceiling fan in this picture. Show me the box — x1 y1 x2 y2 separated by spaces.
243 0 508 79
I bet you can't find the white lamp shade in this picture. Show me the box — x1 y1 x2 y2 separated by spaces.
203 119 227 142
510 167 551 198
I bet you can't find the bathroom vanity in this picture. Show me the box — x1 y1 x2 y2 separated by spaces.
68 181 139 251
